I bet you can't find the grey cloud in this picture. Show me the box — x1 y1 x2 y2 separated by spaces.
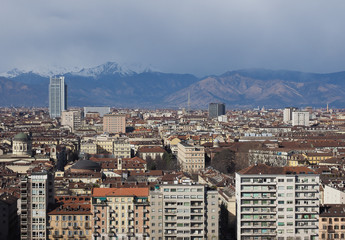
0 0 345 76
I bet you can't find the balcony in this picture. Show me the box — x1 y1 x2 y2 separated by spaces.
143 217 149 221
127 232 135 237
93 209 99 213
108 232 116 237
93 217 99 221
128 209 134 213
128 217 134 221
94 225 100 229
93 232 99 237
73 226 79 229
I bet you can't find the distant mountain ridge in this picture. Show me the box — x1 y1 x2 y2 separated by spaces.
1 63 345 108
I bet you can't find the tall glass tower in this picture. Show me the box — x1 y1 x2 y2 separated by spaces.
208 102 225 118
49 76 67 118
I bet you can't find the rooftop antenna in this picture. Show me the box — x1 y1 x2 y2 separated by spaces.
187 91 191 113
327 103 329 112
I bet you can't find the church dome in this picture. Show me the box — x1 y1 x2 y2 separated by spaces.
71 159 101 171
13 133 29 142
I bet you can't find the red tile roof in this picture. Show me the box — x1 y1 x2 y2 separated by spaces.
93 187 149 197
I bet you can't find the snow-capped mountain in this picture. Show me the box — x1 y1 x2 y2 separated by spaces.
72 62 137 77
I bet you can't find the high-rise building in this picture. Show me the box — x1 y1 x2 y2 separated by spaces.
292 111 310 126
236 164 319 240
283 107 297 124
20 170 55 240
49 76 67 118
103 114 126 133
150 183 219 239
208 103 225 119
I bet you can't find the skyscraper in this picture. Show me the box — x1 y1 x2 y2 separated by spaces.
208 103 225 118
49 76 67 118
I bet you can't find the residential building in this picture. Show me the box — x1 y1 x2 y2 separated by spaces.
323 185 345 204
49 76 67 118
149 183 219 240
61 110 82 132
177 142 205 173
137 146 166 160
47 196 92 240
319 204 345 240
0 193 19 240
292 111 310 126
209 103 226 119
20 170 55 240
236 164 320 240
113 139 131 158
103 114 126 134
92 187 150 239
283 107 297 124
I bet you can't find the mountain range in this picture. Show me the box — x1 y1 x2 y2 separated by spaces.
1 62 345 109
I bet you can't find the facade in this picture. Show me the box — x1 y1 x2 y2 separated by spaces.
47 196 92 240
49 76 67 118
61 110 82 132
20 171 55 240
113 140 131 158
209 103 226 119
92 187 150 239
149 183 219 240
323 185 345 204
236 164 319 240
103 114 126 134
177 142 205 173
319 204 345 240
292 111 310 126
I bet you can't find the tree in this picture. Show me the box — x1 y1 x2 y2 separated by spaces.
211 149 236 174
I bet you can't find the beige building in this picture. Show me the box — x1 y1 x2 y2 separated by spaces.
177 142 205 173
149 183 219 240
92 187 150 239
103 114 126 134
319 204 345 239
47 196 92 240
61 110 82 132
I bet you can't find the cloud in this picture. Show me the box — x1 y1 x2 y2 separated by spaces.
1 0 345 76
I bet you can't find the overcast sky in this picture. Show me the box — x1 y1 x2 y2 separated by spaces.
1 0 345 76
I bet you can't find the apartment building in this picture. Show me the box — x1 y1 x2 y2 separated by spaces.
113 140 131 158
319 204 345 239
149 183 219 240
61 110 82 132
20 170 55 240
292 111 310 127
103 114 126 133
92 187 150 239
236 164 319 240
177 142 205 173
47 196 92 240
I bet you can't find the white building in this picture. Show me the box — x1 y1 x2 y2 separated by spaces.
283 107 297 124
292 111 310 126
149 184 219 240
323 185 345 204
61 110 82 132
236 164 319 240
177 142 205 173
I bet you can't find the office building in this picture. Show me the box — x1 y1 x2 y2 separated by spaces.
208 103 225 119
292 111 310 126
177 142 205 173
150 183 219 240
92 187 150 239
103 114 126 133
49 76 67 118
83 107 110 117
20 170 55 240
236 164 319 240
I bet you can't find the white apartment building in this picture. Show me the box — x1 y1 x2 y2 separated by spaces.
292 111 310 126
236 164 319 240
177 142 205 173
149 183 219 240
